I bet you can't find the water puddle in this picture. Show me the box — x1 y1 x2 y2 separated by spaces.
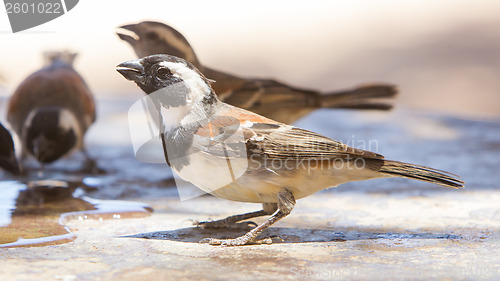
0 179 153 248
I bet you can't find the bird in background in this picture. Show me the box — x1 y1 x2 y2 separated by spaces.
7 50 99 172
0 122 20 175
116 54 464 246
117 21 398 124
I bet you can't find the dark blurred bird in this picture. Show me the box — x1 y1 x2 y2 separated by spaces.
117 21 398 124
116 54 463 246
7 51 97 170
0 122 20 175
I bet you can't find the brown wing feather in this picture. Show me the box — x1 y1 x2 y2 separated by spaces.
245 125 384 160
210 104 383 161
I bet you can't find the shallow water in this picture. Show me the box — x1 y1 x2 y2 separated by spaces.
0 179 152 248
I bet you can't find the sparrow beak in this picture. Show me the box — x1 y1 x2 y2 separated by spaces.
116 59 145 83
116 24 139 46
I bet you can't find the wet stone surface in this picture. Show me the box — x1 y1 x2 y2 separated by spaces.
0 99 499 280
0 180 152 248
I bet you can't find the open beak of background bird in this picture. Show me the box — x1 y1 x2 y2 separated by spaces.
116 59 144 83
116 24 139 46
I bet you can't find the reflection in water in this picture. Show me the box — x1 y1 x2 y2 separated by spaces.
0 179 152 248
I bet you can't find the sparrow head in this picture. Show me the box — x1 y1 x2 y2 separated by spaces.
0 123 20 175
23 107 81 163
117 54 217 108
43 50 77 67
116 21 200 66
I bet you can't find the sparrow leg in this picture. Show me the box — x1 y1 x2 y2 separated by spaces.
196 203 276 230
200 189 295 246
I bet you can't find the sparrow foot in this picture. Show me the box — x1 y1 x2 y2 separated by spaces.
199 236 273 246
198 190 295 246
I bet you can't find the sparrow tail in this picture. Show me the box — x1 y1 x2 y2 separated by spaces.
319 84 398 111
378 160 464 189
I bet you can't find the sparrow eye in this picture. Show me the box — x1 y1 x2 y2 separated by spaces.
157 67 172 78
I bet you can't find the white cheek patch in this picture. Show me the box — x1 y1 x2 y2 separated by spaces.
58 109 83 141
159 61 209 102
56 109 83 149
58 109 77 130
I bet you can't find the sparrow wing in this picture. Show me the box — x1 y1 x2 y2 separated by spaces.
220 78 319 109
244 124 384 160
190 117 383 161
209 104 384 161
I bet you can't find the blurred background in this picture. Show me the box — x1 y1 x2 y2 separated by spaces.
0 0 499 119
